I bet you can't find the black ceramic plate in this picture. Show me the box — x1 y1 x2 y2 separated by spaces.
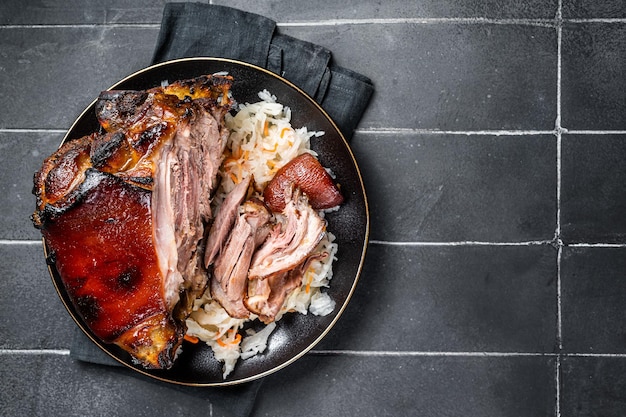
46 57 369 386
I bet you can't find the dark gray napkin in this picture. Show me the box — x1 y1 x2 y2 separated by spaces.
151 2 374 140
72 3 374 416
70 327 262 417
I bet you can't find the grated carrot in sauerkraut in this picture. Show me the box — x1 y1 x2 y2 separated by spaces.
215 90 323 199
185 90 337 378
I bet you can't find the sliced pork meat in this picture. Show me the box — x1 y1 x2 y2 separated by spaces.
248 187 326 280
204 176 252 268
32 74 233 369
211 199 271 318
246 253 327 324
211 215 255 318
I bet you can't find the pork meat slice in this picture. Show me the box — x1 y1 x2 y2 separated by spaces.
247 187 326 280
245 253 327 324
32 74 233 369
204 176 252 268
211 199 271 318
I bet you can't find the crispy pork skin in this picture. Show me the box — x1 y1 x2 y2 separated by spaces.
41 170 184 368
32 74 233 369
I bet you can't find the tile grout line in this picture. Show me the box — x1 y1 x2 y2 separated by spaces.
309 350 556 357
565 130 626 135
279 17 557 27
2 17 625 30
357 128 557 136
0 24 160 29
278 17 626 26
563 353 626 358
555 2 563 415
4 128 626 135
3 348 626 358
568 243 626 247
369 240 553 246
0 128 67 134
556 244 563 417
566 18 626 23
311 351 626 358
556 0 563 349
0 349 70 355
6 239 626 247
556 355 562 417
0 240 42 245
369 240 626 248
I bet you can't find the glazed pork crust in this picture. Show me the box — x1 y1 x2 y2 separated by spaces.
32 74 233 369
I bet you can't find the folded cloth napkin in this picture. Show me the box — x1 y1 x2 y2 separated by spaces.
70 327 262 417
72 3 374 416
151 2 374 140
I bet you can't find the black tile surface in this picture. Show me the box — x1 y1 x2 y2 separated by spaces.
217 0 558 19
0 27 156 129
562 1 626 19
2 1 626 416
0 132 62 240
561 22 626 131
255 354 556 417
561 356 626 417
561 134 626 243
281 23 557 131
0 244 75 349
0 0 171 24
0 354 257 417
318 244 557 353
561 247 626 353
352 132 557 242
